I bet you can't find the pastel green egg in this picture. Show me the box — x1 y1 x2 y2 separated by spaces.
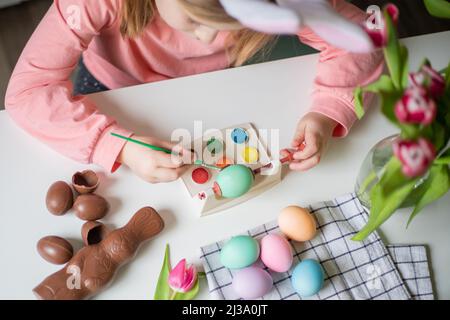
220 235 260 269
215 165 254 198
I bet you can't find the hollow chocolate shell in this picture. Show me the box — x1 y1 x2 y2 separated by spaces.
45 181 74 216
73 194 109 221
81 221 111 246
72 170 99 194
37 236 73 265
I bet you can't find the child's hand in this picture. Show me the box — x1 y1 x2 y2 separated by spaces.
117 135 193 184
282 113 337 172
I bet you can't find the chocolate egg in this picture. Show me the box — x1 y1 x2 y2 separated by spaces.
81 221 111 246
72 170 99 194
73 194 109 221
37 236 73 265
45 181 74 216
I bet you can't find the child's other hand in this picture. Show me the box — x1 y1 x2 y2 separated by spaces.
282 113 337 172
117 135 193 184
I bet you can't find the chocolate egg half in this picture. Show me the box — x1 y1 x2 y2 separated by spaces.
72 170 99 194
37 236 73 265
81 221 111 246
73 194 109 221
45 181 74 216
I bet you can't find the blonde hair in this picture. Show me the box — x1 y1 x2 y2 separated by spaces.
120 0 276 66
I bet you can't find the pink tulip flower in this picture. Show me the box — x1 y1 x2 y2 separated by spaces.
168 259 197 293
409 64 445 98
394 86 437 125
393 138 436 178
365 4 399 47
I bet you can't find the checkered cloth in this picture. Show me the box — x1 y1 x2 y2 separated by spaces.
199 193 434 300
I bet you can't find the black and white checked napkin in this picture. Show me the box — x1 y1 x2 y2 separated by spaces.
199 193 434 300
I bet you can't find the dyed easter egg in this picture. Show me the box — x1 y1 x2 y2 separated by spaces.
232 266 273 299
214 165 254 198
291 259 324 297
260 234 293 272
220 235 260 269
278 206 317 242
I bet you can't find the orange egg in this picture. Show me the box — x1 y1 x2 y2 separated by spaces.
278 206 317 242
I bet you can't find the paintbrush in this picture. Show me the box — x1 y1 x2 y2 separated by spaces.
111 133 220 170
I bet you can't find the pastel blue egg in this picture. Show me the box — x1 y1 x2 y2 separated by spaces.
220 236 260 269
291 259 324 297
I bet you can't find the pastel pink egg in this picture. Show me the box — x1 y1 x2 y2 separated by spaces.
260 234 293 272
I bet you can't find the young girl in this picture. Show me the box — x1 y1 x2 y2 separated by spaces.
5 0 383 184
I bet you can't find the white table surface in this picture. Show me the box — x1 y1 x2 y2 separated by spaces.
1 31 449 300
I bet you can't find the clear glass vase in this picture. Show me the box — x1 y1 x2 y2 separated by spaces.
355 134 425 209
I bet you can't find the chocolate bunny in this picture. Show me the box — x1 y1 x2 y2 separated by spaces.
219 0 375 53
33 207 164 300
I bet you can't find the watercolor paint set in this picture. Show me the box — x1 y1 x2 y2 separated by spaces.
181 123 282 216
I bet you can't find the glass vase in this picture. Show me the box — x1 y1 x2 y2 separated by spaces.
355 134 425 209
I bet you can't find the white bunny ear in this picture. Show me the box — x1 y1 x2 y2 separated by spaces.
280 0 374 53
219 0 301 34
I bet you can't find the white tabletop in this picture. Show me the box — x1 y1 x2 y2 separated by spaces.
1 31 449 300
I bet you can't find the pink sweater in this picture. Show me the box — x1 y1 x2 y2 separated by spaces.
5 0 383 172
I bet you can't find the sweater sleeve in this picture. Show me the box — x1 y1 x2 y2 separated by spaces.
297 0 384 137
4 0 132 172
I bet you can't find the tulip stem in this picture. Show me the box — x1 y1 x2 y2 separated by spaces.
169 289 177 300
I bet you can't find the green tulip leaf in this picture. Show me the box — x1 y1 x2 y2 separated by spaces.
430 122 447 151
154 244 171 300
378 159 412 196
400 45 409 89
399 124 420 140
358 170 378 195
352 158 419 241
353 158 399 238
353 179 418 241
354 76 397 120
383 10 401 88
365 75 396 93
407 165 450 227
380 91 402 126
435 148 450 165
445 60 450 90
424 0 450 19
354 86 365 119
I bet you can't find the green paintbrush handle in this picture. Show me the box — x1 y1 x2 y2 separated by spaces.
112 132 222 170
110 133 173 154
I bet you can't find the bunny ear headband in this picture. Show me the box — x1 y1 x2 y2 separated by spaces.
219 0 374 53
